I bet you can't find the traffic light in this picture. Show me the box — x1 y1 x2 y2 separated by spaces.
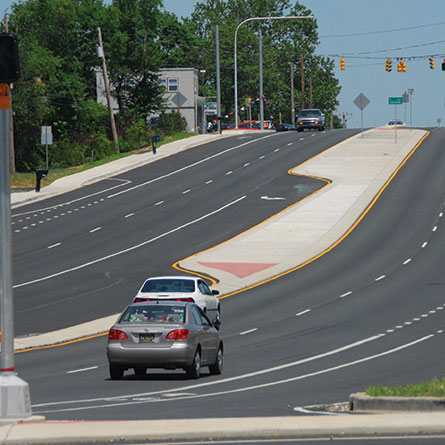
340 57 345 71
385 58 392 72
0 33 20 83
430 56 435 69
442 59 445 71
398 59 406 73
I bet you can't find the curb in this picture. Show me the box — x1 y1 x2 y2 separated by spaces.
349 392 445 412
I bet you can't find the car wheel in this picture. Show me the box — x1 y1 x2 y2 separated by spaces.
209 345 223 375
134 367 146 377
109 364 124 380
186 350 201 379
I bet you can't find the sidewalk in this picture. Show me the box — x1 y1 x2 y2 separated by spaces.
13 127 428 352
2 412 445 443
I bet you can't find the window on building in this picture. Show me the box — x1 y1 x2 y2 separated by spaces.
159 78 167 90
168 78 178 92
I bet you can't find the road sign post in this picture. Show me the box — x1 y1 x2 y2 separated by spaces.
388 97 403 143
353 93 370 137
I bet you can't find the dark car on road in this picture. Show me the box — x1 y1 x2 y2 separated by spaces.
275 123 297 132
107 301 223 380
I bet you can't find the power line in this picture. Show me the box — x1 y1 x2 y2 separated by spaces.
320 21 445 38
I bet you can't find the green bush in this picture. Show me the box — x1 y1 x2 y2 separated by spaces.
157 111 187 135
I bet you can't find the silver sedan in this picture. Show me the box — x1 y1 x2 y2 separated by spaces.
107 301 223 380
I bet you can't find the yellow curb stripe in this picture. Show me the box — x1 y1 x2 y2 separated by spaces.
15 332 108 354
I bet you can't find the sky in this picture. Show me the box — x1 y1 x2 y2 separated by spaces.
1 0 444 128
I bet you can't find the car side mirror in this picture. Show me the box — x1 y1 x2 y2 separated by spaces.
211 290 219 296
212 318 221 330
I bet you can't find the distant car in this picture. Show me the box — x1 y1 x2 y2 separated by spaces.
133 275 220 320
296 108 325 132
275 123 297 132
387 120 405 126
107 301 223 380
238 121 260 130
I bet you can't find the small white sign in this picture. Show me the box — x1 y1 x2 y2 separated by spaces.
41 126 52 145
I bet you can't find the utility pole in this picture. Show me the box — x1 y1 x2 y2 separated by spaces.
3 15 15 174
289 62 294 126
97 27 119 153
300 54 305 109
258 28 264 130
215 25 222 134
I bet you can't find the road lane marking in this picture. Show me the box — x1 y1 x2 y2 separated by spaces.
205 180 213 184
422 242 428 248
296 309 311 316
47 243 61 249
155 201 164 206
340 291 352 298
433 226 438 232
125 213 134 218
403 258 412 265
375 275 386 281
106 134 275 199
67 366 98 374
240 328 257 335
182 189 191 194
89 227 101 233
33 334 434 413
14 196 247 288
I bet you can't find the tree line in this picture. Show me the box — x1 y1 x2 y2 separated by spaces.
5 0 340 172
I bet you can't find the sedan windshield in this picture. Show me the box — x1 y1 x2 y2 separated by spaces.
120 305 186 324
141 278 195 293
299 110 321 117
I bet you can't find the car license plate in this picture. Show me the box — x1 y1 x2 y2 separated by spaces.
139 333 155 343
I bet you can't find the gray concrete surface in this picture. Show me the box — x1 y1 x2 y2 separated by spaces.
350 392 445 412
7 126 444 441
3 412 445 443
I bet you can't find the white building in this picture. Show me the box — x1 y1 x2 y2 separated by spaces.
96 67 204 132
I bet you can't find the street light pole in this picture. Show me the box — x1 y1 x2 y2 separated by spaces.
289 62 295 126
233 15 313 129
0 84 32 418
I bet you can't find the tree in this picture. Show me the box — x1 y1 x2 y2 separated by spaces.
181 0 339 122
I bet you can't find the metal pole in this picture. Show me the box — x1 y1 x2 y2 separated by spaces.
233 15 314 130
0 85 31 418
215 25 222 134
259 28 264 130
97 27 119 153
290 62 294 126
300 54 305 109
394 104 397 144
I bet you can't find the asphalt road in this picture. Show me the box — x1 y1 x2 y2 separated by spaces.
13 128 445 422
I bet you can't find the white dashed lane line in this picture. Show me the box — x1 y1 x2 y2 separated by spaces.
125 213 135 218
66 366 98 374
240 328 258 336
403 258 412 265
47 243 61 249
89 227 101 233
340 291 352 298
182 189 191 194
155 201 164 206
205 180 213 184
296 309 311 316
375 275 386 281
422 241 428 248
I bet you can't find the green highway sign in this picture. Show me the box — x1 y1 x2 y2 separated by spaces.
388 96 403 105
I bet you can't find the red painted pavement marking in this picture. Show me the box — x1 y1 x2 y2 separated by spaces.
198 262 277 278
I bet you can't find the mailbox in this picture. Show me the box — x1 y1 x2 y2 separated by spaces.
35 168 48 192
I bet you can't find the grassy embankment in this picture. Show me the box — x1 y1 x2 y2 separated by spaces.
367 378 445 397
11 132 194 189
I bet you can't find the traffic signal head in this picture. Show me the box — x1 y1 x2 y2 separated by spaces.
402 59 406 72
385 58 392 72
340 57 345 71
442 59 445 71
430 56 435 69
0 33 20 83
397 61 402 72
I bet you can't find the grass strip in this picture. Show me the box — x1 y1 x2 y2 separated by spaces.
367 378 445 397
11 132 194 189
